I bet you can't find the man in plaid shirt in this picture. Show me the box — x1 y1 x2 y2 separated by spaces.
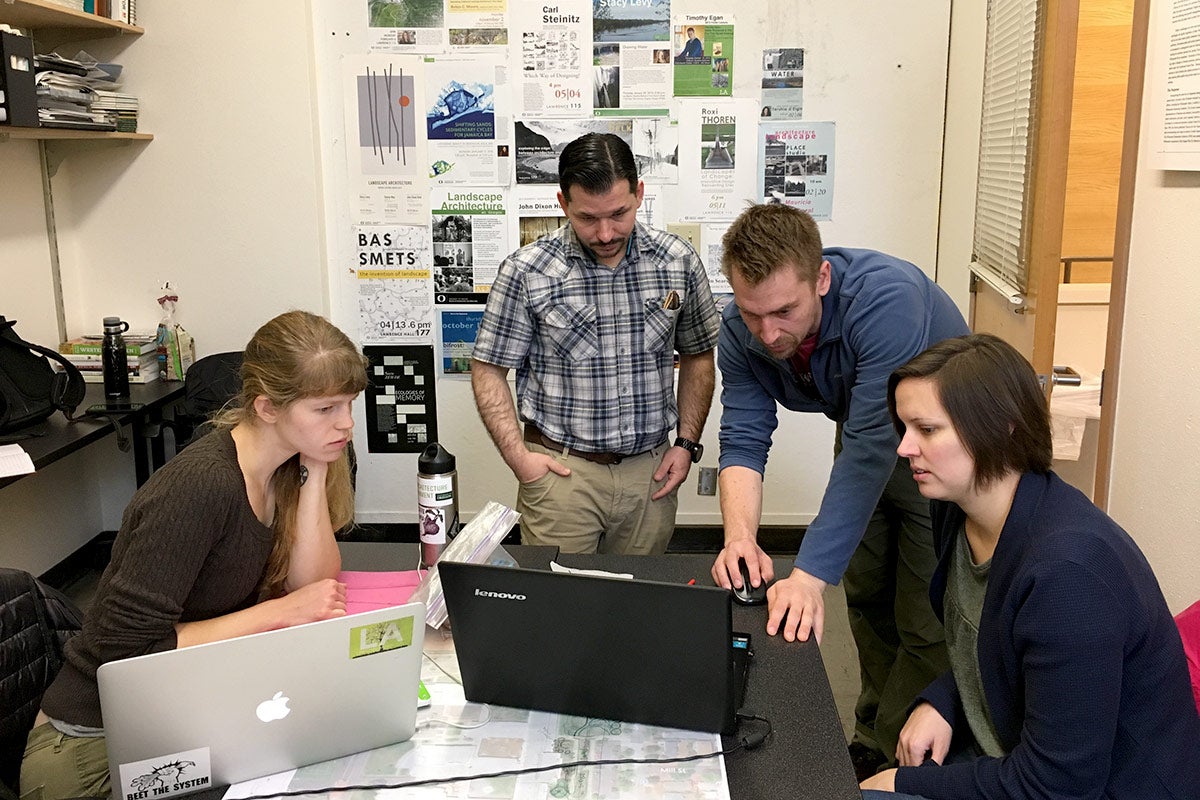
471 133 720 554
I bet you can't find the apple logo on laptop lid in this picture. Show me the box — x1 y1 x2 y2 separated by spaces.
255 691 291 723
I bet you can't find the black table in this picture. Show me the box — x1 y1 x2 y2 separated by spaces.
354 544 859 799
192 543 861 800
0 380 184 490
556 551 861 800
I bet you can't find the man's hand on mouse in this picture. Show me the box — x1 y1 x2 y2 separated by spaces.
766 567 828 645
711 539 773 591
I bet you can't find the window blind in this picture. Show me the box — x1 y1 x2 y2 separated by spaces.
971 0 1044 295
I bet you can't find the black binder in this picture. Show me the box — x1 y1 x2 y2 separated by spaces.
0 31 38 128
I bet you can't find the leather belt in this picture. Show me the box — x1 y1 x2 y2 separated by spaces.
523 423 634 466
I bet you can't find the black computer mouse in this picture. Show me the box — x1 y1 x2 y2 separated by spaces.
732 558 769 606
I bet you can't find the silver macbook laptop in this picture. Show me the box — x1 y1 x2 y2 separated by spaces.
98 602 425 799
438 562 750 734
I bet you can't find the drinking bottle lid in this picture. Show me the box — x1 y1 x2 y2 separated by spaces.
418 442 456 473
103 316 122 327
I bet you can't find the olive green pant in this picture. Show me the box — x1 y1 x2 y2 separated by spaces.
837 438 949 766
20 722 110 800
517 439 678 554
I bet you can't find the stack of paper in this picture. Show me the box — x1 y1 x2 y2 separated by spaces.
0 444 35 479
32 50 138 131
34 64 115 130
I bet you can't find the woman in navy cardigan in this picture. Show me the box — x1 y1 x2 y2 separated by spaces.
860 333 1200 799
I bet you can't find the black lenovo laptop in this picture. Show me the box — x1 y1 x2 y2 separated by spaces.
438 561 751 734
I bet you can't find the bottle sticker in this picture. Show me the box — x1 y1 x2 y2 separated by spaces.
419 504 448 544
418 474 455 544
417 474 454 506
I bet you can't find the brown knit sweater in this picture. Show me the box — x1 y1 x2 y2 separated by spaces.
40 429 275 728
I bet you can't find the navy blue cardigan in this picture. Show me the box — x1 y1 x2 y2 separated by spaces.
895 471 1200 799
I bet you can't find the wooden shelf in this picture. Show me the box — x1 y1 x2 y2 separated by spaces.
0 128 152 141
0 0 143 35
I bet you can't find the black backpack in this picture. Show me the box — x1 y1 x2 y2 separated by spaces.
0 316 86 437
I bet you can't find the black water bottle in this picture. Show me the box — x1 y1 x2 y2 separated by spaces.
102 316 131 406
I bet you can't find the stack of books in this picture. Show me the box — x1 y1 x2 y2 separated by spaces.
42 0 137 24
59 335 162 384
91 88 138 132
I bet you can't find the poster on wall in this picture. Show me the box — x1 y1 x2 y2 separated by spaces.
1149 0 1200 170
759 120 836 220
676 98 758 221
760 48 804 120
447 0 508 51
367 0 449 53
515 117 634 183
431 187 509 304
632 117 679 183
344 55 429 224
439 309 484 376
672 14 734 98
355 225 435 343
700 222 732 294
637 184 665 230
511 186 568 248
424 54 512 186
591 0 671 117
512 0 592 117
363 345 438 453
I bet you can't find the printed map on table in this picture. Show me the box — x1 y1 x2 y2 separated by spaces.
225 653 730 800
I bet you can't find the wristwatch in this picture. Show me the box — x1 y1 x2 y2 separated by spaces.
674 436 704 463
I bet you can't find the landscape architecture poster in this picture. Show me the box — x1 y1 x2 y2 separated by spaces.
343 55 429 225
423 54 512 186
368 0 449 52
758 120 836 220
511 0 592 117
672 14 734 98
591 0 671 117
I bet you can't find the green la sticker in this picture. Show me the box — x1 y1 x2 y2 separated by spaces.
348 615 415 659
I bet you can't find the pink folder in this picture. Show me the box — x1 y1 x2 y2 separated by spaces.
339 570 425 616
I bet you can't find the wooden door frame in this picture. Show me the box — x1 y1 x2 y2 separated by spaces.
1026 0 1081 377
1093 0 1149 509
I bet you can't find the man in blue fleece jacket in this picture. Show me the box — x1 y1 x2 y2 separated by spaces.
709 204 968 775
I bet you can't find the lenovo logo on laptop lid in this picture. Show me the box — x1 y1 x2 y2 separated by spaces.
97 602 425 799
439 562 743 734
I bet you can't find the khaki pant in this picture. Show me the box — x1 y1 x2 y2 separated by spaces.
517 439 678 554
20 722 110 800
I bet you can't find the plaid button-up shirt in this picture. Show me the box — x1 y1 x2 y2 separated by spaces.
473 222 719 454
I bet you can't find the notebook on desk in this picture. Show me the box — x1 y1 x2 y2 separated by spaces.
438 561 750 734
97 602 425 799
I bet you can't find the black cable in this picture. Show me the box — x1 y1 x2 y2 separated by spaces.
734 709 774 750
231 715 774 800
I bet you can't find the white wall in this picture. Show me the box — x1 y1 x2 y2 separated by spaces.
9 0 1184 614
1 2 327 572
49 3 328 349
1 145 59 345
0 140 114 571
1107 5 1200 612
3 0 962 571
311 0 956 527
936 1 986 308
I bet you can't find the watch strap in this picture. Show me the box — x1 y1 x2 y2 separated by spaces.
673 436 703 462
